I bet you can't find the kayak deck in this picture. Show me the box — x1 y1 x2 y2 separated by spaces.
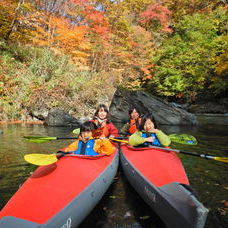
0 149 119 227
120 145 208 228
121 145 189 187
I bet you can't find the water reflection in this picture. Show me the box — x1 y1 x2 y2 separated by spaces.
0 116 228 227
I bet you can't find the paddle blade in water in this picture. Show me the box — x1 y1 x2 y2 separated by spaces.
169 134 197 145
23 136 57 143
24 154 57 166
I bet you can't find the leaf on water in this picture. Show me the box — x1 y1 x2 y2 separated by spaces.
223 201 228 207
124 211 131 218
109 195 116 199
218 208 227 216
139 215 150 220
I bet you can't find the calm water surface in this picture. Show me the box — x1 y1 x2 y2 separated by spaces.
0 115 227 228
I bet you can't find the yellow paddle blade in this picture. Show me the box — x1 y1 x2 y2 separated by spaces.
24 154 57 166
72 128 80 135
214 157 228 163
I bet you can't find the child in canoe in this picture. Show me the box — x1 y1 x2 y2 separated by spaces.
60 121 115 156
129 113 171 147
92 104 119 138
121 107 142 135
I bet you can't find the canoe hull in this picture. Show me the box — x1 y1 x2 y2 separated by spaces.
0 150 119 228
120 145 208 228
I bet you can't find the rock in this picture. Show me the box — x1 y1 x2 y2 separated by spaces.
188 102 228 114
29 109 49 121
109 88 197 125
44 108 80 127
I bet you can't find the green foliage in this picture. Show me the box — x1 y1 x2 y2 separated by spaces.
0 41 117 120
147 8 228 101
28 49 71 83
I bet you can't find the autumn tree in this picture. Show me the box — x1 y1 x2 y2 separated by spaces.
0 0 36 43
139 3 172 33
146 7 228 102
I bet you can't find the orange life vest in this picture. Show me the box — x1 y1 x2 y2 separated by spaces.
128 118 141 134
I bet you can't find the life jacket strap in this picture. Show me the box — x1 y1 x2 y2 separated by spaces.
80 142 87 155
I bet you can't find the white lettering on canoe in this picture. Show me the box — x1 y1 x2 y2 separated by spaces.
61 217 72 228
144 186 156 203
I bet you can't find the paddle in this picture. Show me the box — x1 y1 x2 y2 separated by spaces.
24 134 197 145
169 134 197 145
110 134 197 145
24 152 105 166
24 153 58 166
23 136 79 143
143 145 228 163
23 136 128 143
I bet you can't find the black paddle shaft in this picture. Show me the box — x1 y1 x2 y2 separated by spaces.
56 137 78 140
149 146 213 159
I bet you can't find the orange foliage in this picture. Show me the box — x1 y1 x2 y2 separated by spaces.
139 3 172 33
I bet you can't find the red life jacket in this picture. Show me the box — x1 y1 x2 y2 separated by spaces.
92 119 109 138
92 119 118 137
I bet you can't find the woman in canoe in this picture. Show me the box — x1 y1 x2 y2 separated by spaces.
60 121 115 156
121 107 142 135
129 113 171 147
92 104 119 138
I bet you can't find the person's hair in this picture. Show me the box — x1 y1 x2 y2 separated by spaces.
139 113 157 131
80 121 97 133
128 107 141 116
93 104 111 121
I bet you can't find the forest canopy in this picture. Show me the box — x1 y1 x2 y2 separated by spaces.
0 0 227 119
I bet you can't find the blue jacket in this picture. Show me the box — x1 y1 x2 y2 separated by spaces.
140 132 161 147
74 139 99 156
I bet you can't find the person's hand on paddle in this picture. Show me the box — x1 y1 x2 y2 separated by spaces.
146 136 155 143
56 151 72 159
109 135 116 139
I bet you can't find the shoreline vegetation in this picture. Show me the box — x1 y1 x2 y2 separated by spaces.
0 120 44 125
1 113 228 126
0 1 227 121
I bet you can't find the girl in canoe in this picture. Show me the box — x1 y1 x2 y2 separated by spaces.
60 121 115 156
92 104 119 138
129 113 171 147
121 107 142 135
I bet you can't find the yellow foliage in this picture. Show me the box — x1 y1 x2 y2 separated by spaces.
215 51 228 76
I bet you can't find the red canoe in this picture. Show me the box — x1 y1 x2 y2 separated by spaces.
120 145 208 228
0 149 119 228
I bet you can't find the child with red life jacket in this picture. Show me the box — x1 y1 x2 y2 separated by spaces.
92 104 119 138
129 113 171 147
60 121 115 156
121 107 142 135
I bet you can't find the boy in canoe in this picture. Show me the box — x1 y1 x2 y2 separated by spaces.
129 113 171 147
60 121 115 156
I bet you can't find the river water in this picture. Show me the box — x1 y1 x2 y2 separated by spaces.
0 115 227 228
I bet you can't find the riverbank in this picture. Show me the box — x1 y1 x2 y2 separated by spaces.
0 120 44 125
1 113 228 126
